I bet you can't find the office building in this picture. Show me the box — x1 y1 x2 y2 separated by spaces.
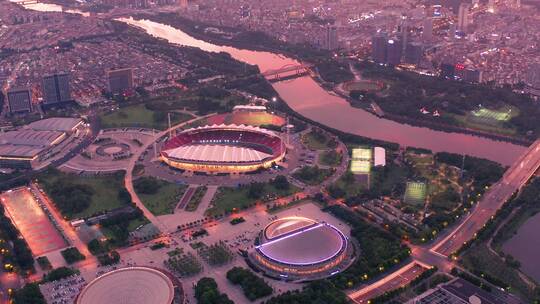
488 0 496 13
107 68 134 94
323 25 339 51
386 39 403 66
42 73 71 106
7 88 32 113
371 32 388 64
404 43 423 65
457 3 470 32
422 18 433 43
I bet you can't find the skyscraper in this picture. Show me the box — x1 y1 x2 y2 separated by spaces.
422 18 433 43
323 25 339 50
386 39 403 66
107 68 134 94
404 43 424 65
488 0 496 13
457 3 470 32
371 32 388 64
42 73 71 106
7 88 32 113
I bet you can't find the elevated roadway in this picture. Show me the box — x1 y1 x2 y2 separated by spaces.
349 139 540 303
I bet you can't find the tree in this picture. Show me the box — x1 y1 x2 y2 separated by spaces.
247 182 265 199
133 177 161 194
194 277 234 304
12 283 46 304
271 175 290 191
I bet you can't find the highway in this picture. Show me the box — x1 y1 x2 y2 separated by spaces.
349 139 540 303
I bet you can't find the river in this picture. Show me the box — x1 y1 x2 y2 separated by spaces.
13 3 528 165
502 213 540 282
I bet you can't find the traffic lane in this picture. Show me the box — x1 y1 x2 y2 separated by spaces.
350 264 427 303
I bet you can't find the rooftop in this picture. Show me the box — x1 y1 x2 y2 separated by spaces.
76 267 175 304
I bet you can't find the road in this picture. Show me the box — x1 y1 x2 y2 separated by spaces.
348 139 540 303
124 114 215 234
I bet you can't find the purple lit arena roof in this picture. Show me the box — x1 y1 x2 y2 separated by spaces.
257 217 346 266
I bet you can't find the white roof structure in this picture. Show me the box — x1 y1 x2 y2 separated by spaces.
26 117 82 132
163 144 272 163
374 147 386 167
76 267 175 304
183 123 278 137
0 130 64 147
0 117 80 159
257 217 347 266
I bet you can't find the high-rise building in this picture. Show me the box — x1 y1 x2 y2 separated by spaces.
526 63 540 89
371 32 388 64
107 68 134 94
323 25 339 50
449 23 457 41
488 0 496 13
404 43 423 65
386 39 403 66
422 18 433 43
457 3 470 32
7 88 32 113
42 73 71 106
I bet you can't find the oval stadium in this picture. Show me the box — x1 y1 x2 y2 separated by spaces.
76 267 183 304
249 217 354 281
160 124 285 173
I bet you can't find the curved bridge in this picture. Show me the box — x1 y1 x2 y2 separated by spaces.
261 63 313 81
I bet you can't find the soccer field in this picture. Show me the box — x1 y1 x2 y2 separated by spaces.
469 107 514 126
0 188 67 256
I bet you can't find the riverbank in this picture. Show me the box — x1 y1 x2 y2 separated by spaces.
130 12 318 63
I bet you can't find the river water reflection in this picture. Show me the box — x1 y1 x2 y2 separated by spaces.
502 213 540 282
10 3 528 165
120 18 526 166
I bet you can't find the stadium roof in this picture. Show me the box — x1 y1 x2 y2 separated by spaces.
26 117 82 132
76 267 175 304
257 217 346 266
0 130 64 147
163 144 273 163
183 124 278 137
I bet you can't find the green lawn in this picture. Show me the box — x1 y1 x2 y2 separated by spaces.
343 80 383 92
447 105 519 136
185 186 208 212
100 104 193 130
38 170 130 219
206 184 300 216
136 180 188 216
318 150 342 167
293 166 334 185
461 244 536 301
302 130 336 150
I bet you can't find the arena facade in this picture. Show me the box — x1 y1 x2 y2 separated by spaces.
76 267 183 304
249 217 355 281
160 124 285 173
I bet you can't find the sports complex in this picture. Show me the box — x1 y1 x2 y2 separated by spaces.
249 217 355 281
76 267 183 304
160 124 286 173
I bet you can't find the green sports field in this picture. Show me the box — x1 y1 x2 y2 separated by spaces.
404 182 427 206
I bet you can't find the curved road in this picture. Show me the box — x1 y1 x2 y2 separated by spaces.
124 114 215 234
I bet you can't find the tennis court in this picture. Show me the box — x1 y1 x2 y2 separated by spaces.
0 188 67 256
404 182 427 206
